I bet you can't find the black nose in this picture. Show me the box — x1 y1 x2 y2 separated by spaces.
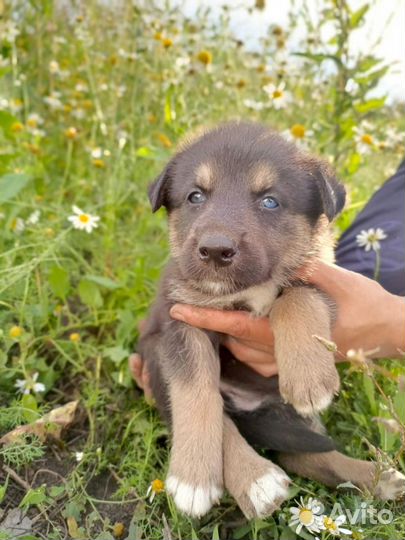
198 235 237 266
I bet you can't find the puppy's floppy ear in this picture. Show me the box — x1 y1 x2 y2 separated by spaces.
148 162 173 212
312 161 346 221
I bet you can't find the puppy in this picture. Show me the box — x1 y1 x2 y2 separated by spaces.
139 122 405 518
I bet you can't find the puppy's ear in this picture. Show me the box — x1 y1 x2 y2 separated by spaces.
148 162 173 212
312 162 346 221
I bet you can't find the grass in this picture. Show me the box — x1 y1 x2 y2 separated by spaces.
0 1 404 539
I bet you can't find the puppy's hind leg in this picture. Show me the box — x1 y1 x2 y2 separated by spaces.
223 415 290 519
278 451 405 501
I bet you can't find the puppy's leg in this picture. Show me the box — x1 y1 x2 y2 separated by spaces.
163 322 223 518
223 415 290 519
278 451 405 501
270 286 340 416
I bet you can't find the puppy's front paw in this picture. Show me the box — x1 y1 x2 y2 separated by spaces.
374 468 405 501
279 350 340 416
166 476 222 517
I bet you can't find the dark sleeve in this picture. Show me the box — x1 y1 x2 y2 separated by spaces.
336 159 405 296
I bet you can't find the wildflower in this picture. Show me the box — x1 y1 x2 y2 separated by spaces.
27 210 41 225
116 85 127 98
353 126 375 154
75 82 88 93
9 325 24 339
320 514 352 536
243 98 265 111
154 32 163 41
157 133 172 148
49 60 60 74
162 38 173 48
27 113 44 130
68 205 100 233
112 522 125 538
175 56 191 69
65 126 78 140
11 217 25 234
356 228 387 252
69 332 81 343
197 50 213 65
75 451 84 462
2 21 20 43
44 91 63 111
146 479 165 502
15 372 45 395
11 122 24 133
9 98 23 113
289 497 323 534
263 81 290 109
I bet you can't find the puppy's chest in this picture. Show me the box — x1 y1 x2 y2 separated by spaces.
168 279 280 317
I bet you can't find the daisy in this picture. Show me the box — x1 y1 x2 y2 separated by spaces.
320 514 352 536
68 205 100 233
356 228 387 252
282 123 314 148
44 91 63 111
146 479 165 503
353 125 376 154
15 372 45 395
289 497 324 534
75 451 84 462
263 81 290 109
27 210 41 225
243 98 265 111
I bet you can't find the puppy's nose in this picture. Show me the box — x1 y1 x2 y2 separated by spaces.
198 235 237 266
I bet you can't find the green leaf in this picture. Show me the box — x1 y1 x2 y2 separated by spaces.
212 524 220 540
350 3 369 28
21 393 38 423
292 51 343 67
354 97 386 114
362 373 377 416
78 279 103 308
0 173 31 203
19 485 47 508
49 266 70 300
84 274 121 290
0 475 8 503
103 345 129 365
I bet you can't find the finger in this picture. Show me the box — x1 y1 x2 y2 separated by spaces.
170 304 274 343
129 353 144 389
224 337 277 372
222 335 273 355
142 369 154 403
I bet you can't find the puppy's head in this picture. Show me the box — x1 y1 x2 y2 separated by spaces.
149 122 345 294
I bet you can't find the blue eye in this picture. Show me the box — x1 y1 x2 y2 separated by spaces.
188 191 206 204
261 196 279 209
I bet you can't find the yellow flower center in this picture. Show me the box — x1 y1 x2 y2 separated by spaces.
197 50 213 65
361 134 373 145
79 214 90 223
9 325 23 338
27 118 38 128
299 508 314 525
151 479 164 493
273 90 283 99
69 332 81 342
291 124 306 139
323 516 337 531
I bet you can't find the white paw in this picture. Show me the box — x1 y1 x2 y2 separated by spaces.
166 476 222 517
248 468 290 517
375 468 405 501
294 392 333 417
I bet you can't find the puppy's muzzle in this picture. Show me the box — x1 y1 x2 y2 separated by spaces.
198 234 237 267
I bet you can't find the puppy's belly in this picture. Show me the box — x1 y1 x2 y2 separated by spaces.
220 380 268 412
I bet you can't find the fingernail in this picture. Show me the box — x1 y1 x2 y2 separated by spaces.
170 305 186 321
